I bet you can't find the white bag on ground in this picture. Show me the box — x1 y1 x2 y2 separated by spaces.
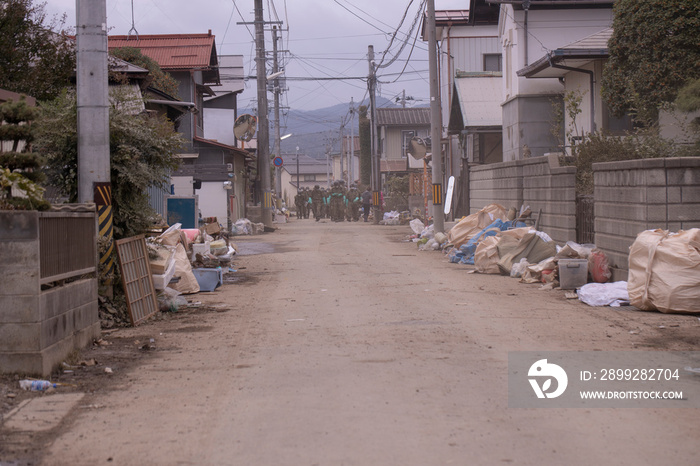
409 218 425 235
627 229 700 314
578 282 629 307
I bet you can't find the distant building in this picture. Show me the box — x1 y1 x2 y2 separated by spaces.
279 154 329 206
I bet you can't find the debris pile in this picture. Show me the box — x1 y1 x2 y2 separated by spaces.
418 204 698 314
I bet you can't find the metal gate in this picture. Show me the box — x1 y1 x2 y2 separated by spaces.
576 195 594 244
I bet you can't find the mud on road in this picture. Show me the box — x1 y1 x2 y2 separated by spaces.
1 221 699 466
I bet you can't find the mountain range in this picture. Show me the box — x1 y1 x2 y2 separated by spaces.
243 96 426 160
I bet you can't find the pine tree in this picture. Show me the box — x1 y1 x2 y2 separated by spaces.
0 96 50 210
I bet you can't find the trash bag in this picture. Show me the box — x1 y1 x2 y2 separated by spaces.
497 231 557 275
588 249 611 283
555 241 594 260
578 282 629 307
167 243 200 294
446 204 507 248
158 223 183 247
409 218 425 235
628 229 700 314
510 258 529 278
474 236 501 274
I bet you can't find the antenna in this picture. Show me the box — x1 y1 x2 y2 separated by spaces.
127 0 139 40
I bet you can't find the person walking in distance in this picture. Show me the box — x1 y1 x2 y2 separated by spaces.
311 185 324 221
361 186 372 222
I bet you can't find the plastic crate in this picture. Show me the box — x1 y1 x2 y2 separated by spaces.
559 259 588 290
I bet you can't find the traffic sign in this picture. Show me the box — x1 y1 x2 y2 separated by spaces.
273 157 283 167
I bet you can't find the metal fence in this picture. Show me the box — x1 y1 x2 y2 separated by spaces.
576 195 595 245
39 211 97 284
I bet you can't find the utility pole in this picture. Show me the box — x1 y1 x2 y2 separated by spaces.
76 0 112 284
368 45 380 223
349 97 355 184
254 0 272 227
339 117 345 182
272 26 282 198
426 0 444 234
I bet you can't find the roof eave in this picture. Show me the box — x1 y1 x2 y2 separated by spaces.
517 49 608 78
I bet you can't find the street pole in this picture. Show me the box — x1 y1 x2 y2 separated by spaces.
272 26 282 199
340 118 344 183
426 0 444 233
296 146 300 195
76 0 112 285
254 0 273 227
349 97 355 184
368 45 380 223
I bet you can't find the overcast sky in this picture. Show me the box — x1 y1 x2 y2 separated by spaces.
44 0 469 111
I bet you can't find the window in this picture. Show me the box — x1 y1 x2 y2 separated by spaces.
303 174 316 182
484 54 502 72
602 104 634 135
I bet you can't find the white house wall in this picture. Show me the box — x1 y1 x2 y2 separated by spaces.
500 6 613 100
171 176 194 196
196 181 229 225
439 25 500 139
562 62 605 140
499 4 613 160
203 108 235 146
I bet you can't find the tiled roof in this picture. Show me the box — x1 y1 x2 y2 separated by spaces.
376 108 431 126
108 33 217 70
561 28 612 50
282 154 328 175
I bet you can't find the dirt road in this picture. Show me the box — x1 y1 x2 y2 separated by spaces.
3 219 699 465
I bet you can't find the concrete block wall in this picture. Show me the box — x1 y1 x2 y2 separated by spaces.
521 155 577 244
468 155 577 244
0 211 100 376
469 159 523 212
593 157 700 281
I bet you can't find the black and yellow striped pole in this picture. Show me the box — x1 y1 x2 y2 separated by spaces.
432 183 443 206
94 182 114 286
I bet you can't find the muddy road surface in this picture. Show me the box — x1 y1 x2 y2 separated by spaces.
2 219 698 465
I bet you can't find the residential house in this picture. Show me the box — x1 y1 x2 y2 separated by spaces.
108 33 252 228
429 2 502 173
279 154 329 207
376 107 431 179
517 27 633 151
494 0 614 160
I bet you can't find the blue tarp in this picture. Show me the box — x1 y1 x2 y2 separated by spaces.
448 219 526 265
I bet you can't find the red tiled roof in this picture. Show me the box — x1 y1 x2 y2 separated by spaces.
108 33 217 70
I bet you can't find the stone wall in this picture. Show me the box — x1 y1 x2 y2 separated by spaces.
593 157 700 280
0 211 100 376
